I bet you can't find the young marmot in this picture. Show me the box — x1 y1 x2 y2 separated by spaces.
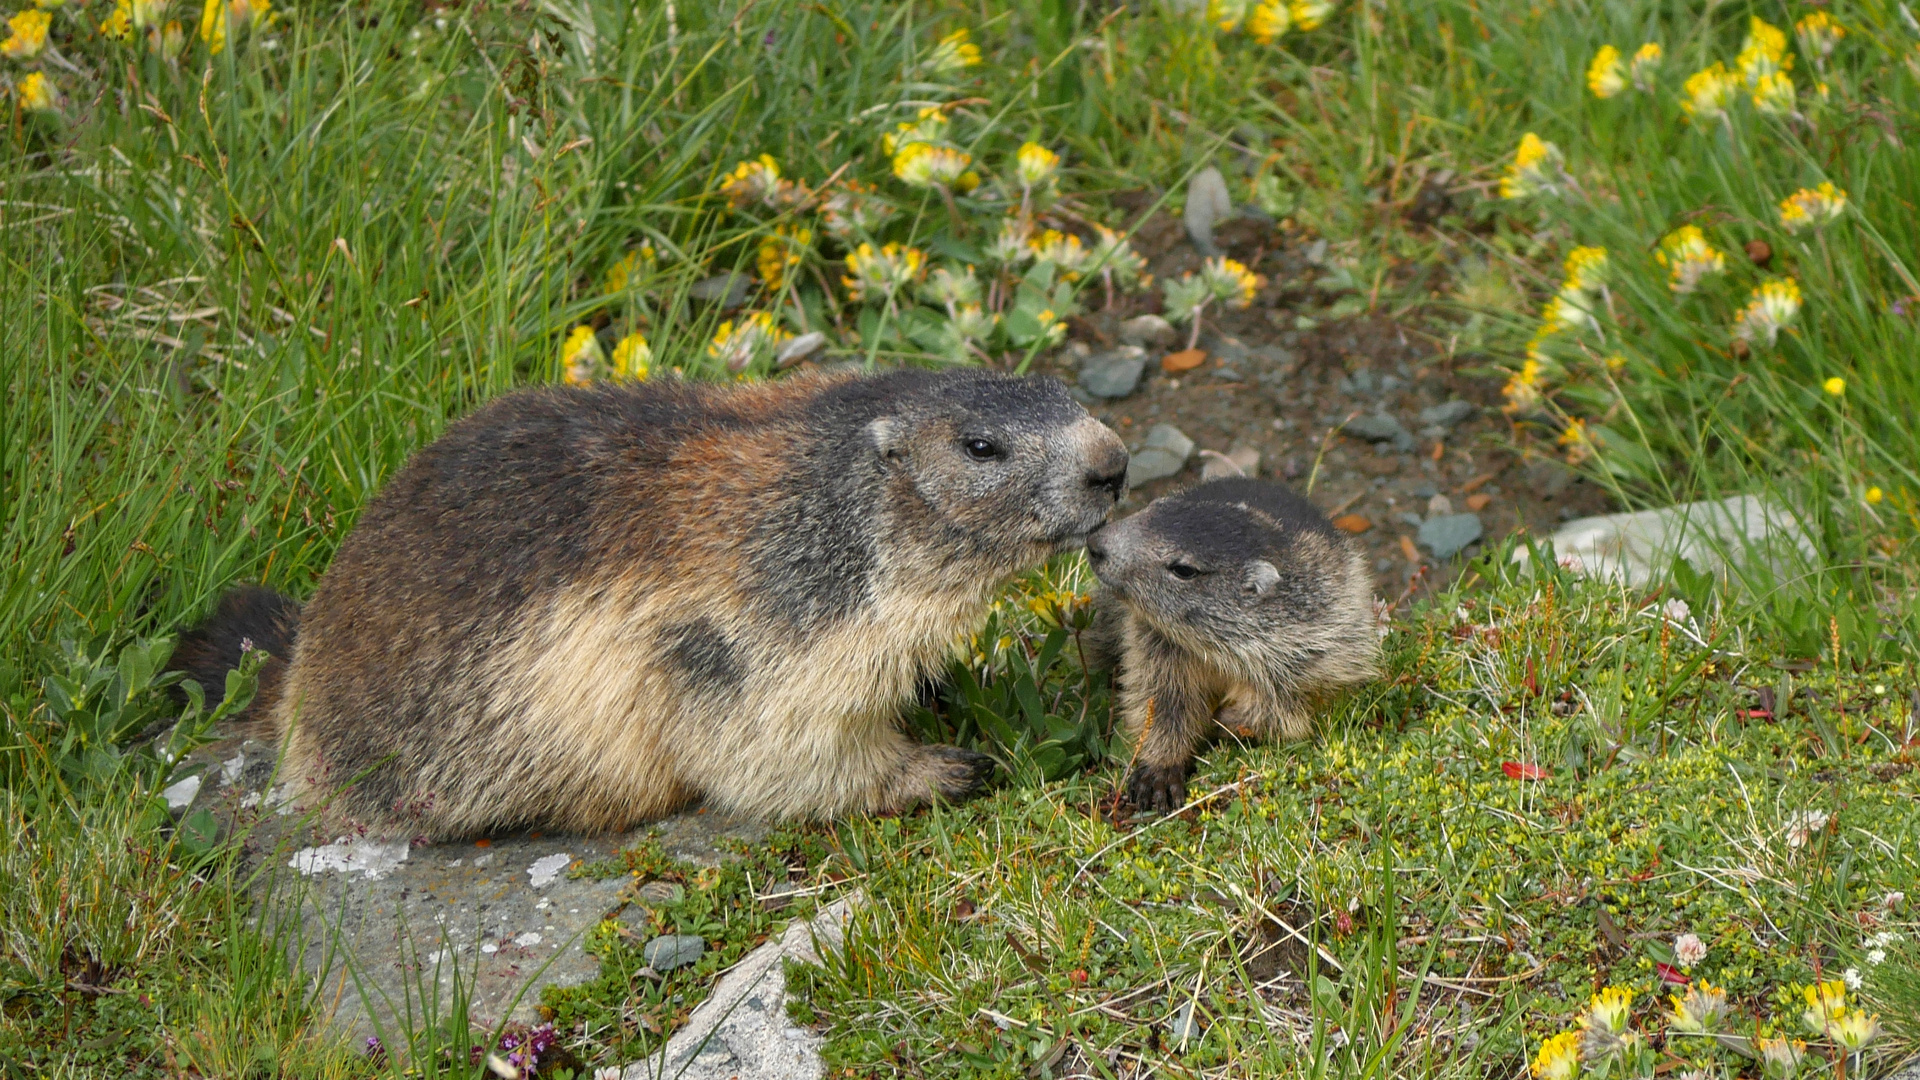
1084 477 1378 811
175 369 1129 839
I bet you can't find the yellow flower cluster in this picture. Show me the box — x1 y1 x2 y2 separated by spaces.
1794 13 1844 62
1500 133 1563 199
1587 45 1625 98
1199 0 1332 45
1778 182 1846 232
2 9 49 58
560 325 603 387
1681 63 1741 122
1501 356 1542 414
708 311 792 374
15 68 51 111
1665 980 1727 1033
923 27 980 76
1528 1030 1579 1080
1028 229 1092 279
881 106 948 157
604 243 657 295
1655 225 1726 295
756 224 811 290
199 0 271 56
842 241 927 302
892 141 975 190
1732 278 1802 348
1800 979 1881 1051
1014 142 1060 191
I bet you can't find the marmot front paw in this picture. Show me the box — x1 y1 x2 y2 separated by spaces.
931 746 997 802
1126 762 1189 813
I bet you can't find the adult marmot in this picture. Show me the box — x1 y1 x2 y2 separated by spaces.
176 369 1129 839
1084 478 1378 811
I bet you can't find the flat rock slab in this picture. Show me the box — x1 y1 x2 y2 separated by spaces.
1512 494 1818 587
635 895 859 1080
175 740 768 1040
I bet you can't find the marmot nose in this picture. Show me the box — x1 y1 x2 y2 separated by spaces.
1086 445 1129 502
1085 533 1109 564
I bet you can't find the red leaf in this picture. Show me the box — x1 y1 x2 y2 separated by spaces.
1657 963 1691 986
1739 709 1772 719
1502 761 1549 781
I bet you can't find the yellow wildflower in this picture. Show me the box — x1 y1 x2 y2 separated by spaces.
1200 256 1259 308
1208 0 1249 31
1795 13 1844 61
880 106 949 157
1866 486 1884 504
1562 246 1609 295
1015 142 1061 191
1778 182 1846 232
819 178 894 240
1666 981 1728 1034
154 18 185 60
719 155 783 210
1752 71 1796 115
560 325 603 386
922 264 982 308
101 0 134 41
1089 224 1149 288
1587 45 1625 98
1758 1035 1807 1078
1823 377 1845 396
1738 17 1791 85
707 311 791 373
1584 987 1633 1034
950 302 997 343
924 27 980 75
1503 356 1543 414
892 142 972 188
1288 0 1333 31
1029 229 1094 279
1 9 51 58
1540 293 1596 335
1681 63 1741 121
132 0 167 29
610 333 651 381
1827 1010 1880 1052
1500 132 1563 199
756 224 811 290
604 244 656 295
1630 42 1662 91
842 242 926 302
1802 979 1848 1036
985 216 1034 266
1558 417 1597 465
33 0 64 8
1247 0 1291 43
16 70 53 112
1530 1030 1581 1080
1733 278 1802 347
196 0 270 54
1656 226 1727 294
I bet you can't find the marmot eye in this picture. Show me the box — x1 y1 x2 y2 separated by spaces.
1168 563 1200 580
962 438 1001 461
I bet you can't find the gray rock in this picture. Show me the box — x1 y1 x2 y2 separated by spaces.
1525 457 1576 499
1169 1001 1204 1045
1879 1056 1920 1080
640 895 862 1080
1118 314 1177 348
644 934 708 972
775 331 827 368
1426 494 1454 517
1411 482 1438 499
1200 333 1250 365
1511 495 1819 588
1419 399 1476 429
161 773 202 812
689 273 750 307
1339 370 1378 396
1183 166 1235 256
1418 513 1484 559
1078 346 1148 399
1342 413 1415 452
1129 424 1195 486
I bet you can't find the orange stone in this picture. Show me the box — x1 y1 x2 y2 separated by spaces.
1332 513 1372 534
1161 348 1207 373
1465 493 1492 511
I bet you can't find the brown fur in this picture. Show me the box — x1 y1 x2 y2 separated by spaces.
1084 478 1378 811
176 369 1128 839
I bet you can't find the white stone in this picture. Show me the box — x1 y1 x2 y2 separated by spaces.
161 774 202 810
1512 495 1817 588
1183 166 1235 256
514 932 543 947
636 895 861 1080
289 840 411 881
527 853 573 889
221 753 246 785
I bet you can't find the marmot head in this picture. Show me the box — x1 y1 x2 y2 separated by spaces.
1085 478 1351 652
866 371 1129 569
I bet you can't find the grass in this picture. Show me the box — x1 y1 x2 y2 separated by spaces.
2 0 1917 1074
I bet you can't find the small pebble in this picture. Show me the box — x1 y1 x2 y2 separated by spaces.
1465 493 1492 512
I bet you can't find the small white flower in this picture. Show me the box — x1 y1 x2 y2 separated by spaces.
1785 809 1830 848
1867 948 1887 965
594 1069 622 1080
1663 598 1691 624
1673 932 1708 970
1882 891 1907 912
1841 967 1862 990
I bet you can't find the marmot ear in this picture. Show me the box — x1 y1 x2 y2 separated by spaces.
867 417 906 464
1243 560 1281 599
